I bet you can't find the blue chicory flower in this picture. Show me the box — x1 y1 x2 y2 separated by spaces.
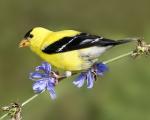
73 63 108 89
29 62 56 99
95 63 108 76
73 73 86 88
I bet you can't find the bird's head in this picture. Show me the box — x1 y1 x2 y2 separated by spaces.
19 27 52 48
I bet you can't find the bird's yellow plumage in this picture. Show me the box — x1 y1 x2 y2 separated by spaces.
38 50 83 70
19 27 132 71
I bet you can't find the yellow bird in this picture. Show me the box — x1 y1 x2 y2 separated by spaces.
19 27 132 71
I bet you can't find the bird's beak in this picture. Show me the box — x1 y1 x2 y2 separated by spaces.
19 39 30 48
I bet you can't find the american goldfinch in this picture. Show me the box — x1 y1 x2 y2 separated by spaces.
19 27 132 71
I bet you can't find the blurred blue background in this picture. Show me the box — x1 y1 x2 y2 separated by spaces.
0 0 150 120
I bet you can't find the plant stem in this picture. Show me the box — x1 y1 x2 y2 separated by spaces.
0 113 8 120
0 51 133 120
21 94 39 107
104 51 132 64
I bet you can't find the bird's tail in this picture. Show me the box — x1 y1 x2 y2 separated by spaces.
113 37 138 46
113 39 131 45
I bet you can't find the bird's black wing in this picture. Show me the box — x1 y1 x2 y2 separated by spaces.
42 33 118 54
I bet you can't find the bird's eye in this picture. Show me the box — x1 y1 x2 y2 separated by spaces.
29 34 33 38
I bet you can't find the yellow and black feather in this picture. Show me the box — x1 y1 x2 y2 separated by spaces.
42 33 131 54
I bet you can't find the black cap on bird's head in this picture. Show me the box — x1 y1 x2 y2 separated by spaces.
24 29 34 39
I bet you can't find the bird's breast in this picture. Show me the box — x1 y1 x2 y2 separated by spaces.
40 50 83 71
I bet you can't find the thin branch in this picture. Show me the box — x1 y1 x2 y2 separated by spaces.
104 51 132 64
0 113 8 120
21 94 39 107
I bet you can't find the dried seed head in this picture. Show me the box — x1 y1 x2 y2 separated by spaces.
1 102 22 120
131 38 150 58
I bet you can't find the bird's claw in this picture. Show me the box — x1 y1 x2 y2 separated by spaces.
50 71 72 85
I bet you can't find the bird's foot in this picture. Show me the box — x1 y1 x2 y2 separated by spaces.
91 64 101 81
91 71 97 81
51 71 72 85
